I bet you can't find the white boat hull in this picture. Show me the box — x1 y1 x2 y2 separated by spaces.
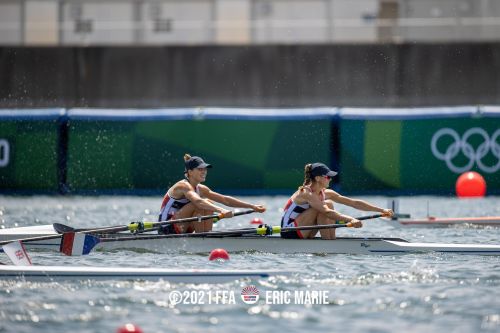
97 236 500 255
3 235 500 256
0 265 282 283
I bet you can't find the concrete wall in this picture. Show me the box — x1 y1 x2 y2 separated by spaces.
1 43 500 108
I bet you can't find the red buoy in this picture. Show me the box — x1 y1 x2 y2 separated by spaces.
209 248 230 261
250 218 263 225
116 323 143 333
455 171 486 197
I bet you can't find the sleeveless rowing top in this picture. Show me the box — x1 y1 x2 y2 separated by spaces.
158 181 200 222
280 187 325 227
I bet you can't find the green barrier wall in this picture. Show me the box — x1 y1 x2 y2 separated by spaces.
2 108 498 194
0 110 63 191
340 115 500 193
66 116 333 192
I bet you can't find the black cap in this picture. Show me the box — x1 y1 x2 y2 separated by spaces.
310 163 337 178
185 156 212 170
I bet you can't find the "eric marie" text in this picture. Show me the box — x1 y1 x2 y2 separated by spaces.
265 290 329 305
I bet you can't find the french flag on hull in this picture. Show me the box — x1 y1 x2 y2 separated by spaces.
60 232 100 256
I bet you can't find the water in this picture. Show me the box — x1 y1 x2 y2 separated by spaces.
0 195 499 333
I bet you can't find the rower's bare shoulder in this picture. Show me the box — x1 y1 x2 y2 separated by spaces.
294 188 311 202
173 180 192 194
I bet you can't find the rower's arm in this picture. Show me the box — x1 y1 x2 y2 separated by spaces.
303 192 356 222
203 188 266 213
326 190 393 216
184 188 227 214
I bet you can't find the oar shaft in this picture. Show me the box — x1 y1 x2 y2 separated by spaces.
99 229 258 242
0 234 64 246
54 209 256 236
124 209 254 233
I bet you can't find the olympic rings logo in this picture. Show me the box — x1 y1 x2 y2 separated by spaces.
431 128 500 174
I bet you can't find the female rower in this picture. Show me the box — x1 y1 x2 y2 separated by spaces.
281 163 393 240
158 154 266 234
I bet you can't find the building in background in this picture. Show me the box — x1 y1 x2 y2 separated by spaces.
1 0 500 45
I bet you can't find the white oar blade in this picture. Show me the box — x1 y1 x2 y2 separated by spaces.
60 232 100 256
2 241 32 266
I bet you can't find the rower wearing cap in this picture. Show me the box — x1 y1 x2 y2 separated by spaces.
158 154 266 234
280 163 393 240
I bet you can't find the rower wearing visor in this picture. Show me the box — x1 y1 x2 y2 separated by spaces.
158 154 266 234
280 163 394 240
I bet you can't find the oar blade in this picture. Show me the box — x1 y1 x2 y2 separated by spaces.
60 232 100 256
53 223 76 234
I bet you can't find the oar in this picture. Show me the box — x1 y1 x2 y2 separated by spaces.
97 213 386 240
65 213 385 256
0 209 256 249
53 209 255 235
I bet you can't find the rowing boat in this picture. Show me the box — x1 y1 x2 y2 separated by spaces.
0 265 283 283
1 224 500 255
391 216 500 227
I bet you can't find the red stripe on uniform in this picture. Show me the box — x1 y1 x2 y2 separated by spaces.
283 199 293 211
160 193 171 210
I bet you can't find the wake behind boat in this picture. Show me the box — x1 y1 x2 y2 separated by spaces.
1 224 500 255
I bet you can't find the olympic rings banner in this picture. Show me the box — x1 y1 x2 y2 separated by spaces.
431 127 500 174
340 109 500 193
